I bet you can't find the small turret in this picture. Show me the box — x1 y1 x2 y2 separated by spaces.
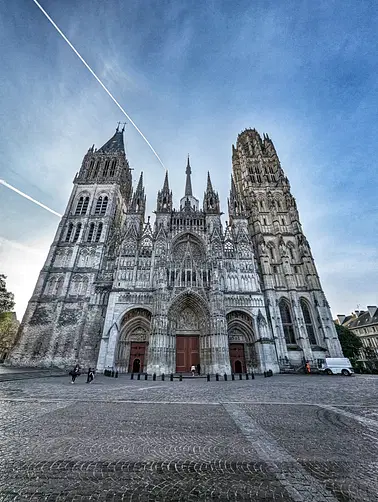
180 156 199 211
156 171 172 213
203 172 220 214
228 175 247 222
129 172 146 215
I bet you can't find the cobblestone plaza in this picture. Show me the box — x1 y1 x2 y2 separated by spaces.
1 372 378 501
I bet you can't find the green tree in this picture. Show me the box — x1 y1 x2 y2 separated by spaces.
0 312 19 359
0 275 15 313
334 322 363 359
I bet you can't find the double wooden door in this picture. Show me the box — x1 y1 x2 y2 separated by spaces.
229 343 246 373
176 336 199 373
128 342 146 373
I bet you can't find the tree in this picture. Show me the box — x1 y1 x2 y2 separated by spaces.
0 275 15 313
0 312 19 360
334 322 363 359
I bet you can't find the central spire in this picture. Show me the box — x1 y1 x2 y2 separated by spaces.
185 155 193 196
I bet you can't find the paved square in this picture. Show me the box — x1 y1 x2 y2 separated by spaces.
1 372 378 501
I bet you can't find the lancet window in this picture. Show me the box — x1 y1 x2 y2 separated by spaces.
300 299 317 345
279 299 296 344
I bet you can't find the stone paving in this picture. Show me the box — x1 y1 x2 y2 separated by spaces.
1 373 378 501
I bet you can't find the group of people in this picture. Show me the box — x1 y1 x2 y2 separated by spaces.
69 365 95 384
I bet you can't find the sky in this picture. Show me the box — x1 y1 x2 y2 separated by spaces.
0 0 377 320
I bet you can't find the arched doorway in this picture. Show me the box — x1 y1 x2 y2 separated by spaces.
234 360 243 373
115 308 151 373
227 310 257 373
168 291 209 373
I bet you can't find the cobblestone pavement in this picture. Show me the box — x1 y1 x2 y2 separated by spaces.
1 374 378 501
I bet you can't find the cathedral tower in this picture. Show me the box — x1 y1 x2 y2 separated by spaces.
8 127 132 368
232 129 342 367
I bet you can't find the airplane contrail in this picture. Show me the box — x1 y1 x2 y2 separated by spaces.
0 179 62 217
32 0 166 170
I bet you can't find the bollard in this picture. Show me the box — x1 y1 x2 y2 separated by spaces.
239 373 243 380
268 369 273 377
224 373 227 381
115 371 118 379
137 373 141 380
179 374 182 381
153 373 156 381
252 372 255 380
170 373 173 381
207 373 210 382
216 373 219 381
246 373 249 380
161 373 165 381
131 373 134 380
111 371 115 378
145 373 148 380
232 373 235 381
264 371 267 378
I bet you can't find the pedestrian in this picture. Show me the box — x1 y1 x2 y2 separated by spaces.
197 363 201 376
305 361 311 374
87 367 95 384
191 364 196 377
70 364 81 384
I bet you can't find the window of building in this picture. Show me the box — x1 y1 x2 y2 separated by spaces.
300 299 317 344
93 160 100 178
82 197 89 215
65 223 73 242
257 174 262 183
109 159 117 176
87 223 95 242
103 159 110 177
289 247 294 260
281 218 285 226
279 299 296 344
269 247 274 260
100 196 108 215
88 159 95 177
73 223 82 243
95 222 103 242
75 197 84 215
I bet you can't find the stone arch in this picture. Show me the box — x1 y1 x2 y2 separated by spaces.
226 310 258 372
115 307 152 373
300 297 317 345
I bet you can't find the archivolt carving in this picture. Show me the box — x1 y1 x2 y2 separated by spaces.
177 307 199 330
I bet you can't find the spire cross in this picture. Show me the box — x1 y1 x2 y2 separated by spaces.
116 121 127 132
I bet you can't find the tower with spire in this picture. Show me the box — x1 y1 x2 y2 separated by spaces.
8 126 343 374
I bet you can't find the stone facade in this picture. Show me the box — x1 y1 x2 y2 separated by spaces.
7 127 343 373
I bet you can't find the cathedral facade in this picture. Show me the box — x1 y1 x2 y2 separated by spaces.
8 127 343 374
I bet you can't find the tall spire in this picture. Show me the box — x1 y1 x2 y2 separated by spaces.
98 126 125 154
185 155 193 196
206 171 213 192
156 170 172 212
203 171 220 214
163 170 169 191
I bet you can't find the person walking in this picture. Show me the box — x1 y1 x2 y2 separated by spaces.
197 363 201 376
87 367 95 384
191 365 196 377
70 364 81 384
305 361 311 374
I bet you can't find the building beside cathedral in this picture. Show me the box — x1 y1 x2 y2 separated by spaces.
7 127 343 374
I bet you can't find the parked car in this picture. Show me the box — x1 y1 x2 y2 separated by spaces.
320 357 354 376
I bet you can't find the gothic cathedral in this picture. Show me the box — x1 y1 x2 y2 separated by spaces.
8 127 343 374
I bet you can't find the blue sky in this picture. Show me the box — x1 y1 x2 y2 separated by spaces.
0 0 377 319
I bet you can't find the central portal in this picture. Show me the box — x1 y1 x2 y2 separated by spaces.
176 335 199 373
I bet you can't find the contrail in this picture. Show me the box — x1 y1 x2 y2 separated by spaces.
0 180 62 217
32 0 166 170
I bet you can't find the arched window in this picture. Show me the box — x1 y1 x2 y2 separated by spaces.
88 159 95 177
279 299 296 344
82 196 89 215
65 223 74 242
300 300 317 344
95 196 102 214
87 223 95 242
103 159 110 177
95 222 103 242
100 196 108 215
109 159 117 176
56 277 64 296
93 160 100 178
73 223 82 243
269 246 274 260
75 197 84 215
289 247 294 260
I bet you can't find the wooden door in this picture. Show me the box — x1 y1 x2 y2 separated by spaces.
128 342 146 373
229 343 246 373
176 336 199 373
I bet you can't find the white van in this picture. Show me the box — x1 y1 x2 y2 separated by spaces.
320 358 354 376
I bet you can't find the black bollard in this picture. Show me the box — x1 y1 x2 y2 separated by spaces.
153 373 156 381
145 373 148 380
239 373 243 380
162 373 165 381
170 373 173 381
246 373 249 380
232 373 235 381
207 373 210 382
137 373 141 380
216 373 219 381
115 371 118 379
269 369 273 377
264 371 267 378
111 371 115 378
179 374 183 381
224 373 227 381
251 372 255 380
131 373 134 380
